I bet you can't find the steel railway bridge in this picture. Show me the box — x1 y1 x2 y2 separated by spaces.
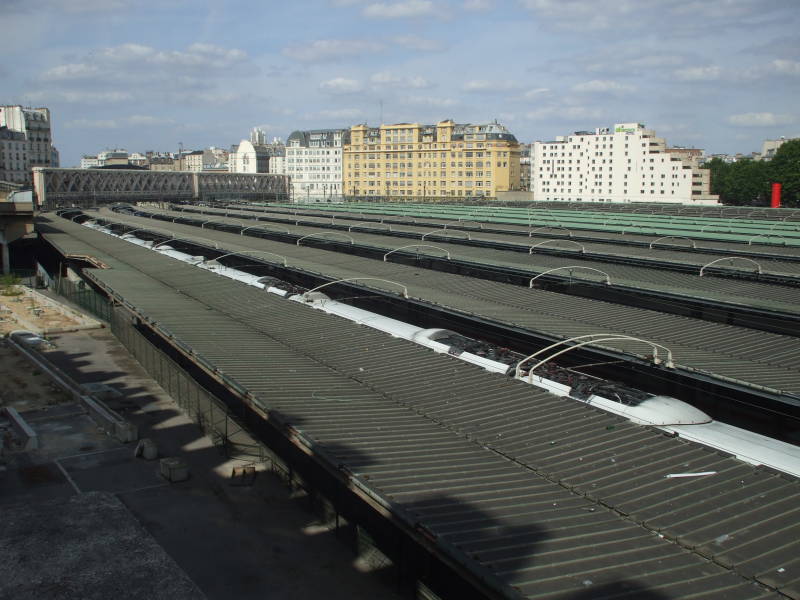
33 167 290 210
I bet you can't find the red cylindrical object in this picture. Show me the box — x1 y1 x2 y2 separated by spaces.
771 183 782 208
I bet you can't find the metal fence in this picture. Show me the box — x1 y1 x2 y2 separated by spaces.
53 276 268 463
55 277 113 322
109 308 268 462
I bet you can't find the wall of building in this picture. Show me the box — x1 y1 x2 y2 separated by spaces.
228 140 270 174
285 129 345 202
531 123 718 204
342 120 520 199
0 106 54 186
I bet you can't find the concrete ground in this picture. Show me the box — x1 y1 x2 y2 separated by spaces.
1 327 404 600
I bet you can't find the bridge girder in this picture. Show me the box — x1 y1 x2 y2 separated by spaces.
33 168 290 209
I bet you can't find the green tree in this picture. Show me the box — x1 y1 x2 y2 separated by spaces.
707 157 770 206
707 157 731 200
768 139 800 208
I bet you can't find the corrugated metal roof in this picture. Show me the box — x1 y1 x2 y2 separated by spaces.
151 206 800 314
73 211 800 398
38 215 799 599
240 203 800 261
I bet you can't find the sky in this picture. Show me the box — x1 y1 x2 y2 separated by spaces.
3 0 799 166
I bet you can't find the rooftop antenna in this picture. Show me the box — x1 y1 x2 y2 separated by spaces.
379 99 383 125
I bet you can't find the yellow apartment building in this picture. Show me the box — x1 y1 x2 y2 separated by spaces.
342 120 521 199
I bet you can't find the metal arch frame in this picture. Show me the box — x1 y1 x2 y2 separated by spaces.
383 245 451 262
528 225 573 238
240 224 266 236
747 233 787 246
203 250 288 268
421 228 471 241
301 278 408 301
648 236 697 250
514 333 675 380
348 222 393 233
529 239 585 254
700 224 727 233
152 236 220 250
699 257 762 277
296 232 354 246
119 226 175 239
529 266 611 287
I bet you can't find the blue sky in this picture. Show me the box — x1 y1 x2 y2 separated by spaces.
4 0 799 166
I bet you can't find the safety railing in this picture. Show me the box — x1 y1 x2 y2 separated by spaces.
529 239 585 254
421 228 471 241
383 245 451 262
296 232 355 246
649 236 696 250
699 257 762 277
529 266 611 287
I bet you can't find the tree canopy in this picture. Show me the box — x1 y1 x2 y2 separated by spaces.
707 139 800 207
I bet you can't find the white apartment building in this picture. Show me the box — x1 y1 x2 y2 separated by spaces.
532 122 719 204
268 154 286 175
228 140 270 173
0 105 55 185
285 129 346 202
80 155 100 169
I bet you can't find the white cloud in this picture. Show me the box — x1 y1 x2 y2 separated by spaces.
391 34 444 51
728 112 797 127
370 71 433 88
462 79 520 92
7 0 130 14
93 42 246 69
65 114 175 129
64 118 119 129
672 65 722 81
572 79 635 93
523 87 550 99
39 42 249 87
282 39 383 62
520 0 638 30
319 77 363 94
363 0 439 18
520 0 783 32
41 63 100 81
25 90 133 104
525 105 603 120
772 59 800 76
306 108 365 121
402 95 458 107
126 115 174 126
463 0 492 10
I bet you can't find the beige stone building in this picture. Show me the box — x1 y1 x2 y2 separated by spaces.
343 120 521 199
183 150 205 172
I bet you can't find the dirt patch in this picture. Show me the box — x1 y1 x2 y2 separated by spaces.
0 288 90 336
0 340 72 412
